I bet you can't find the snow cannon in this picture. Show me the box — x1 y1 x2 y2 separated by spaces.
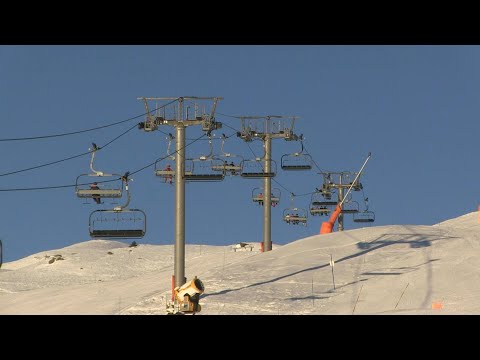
174 276 204 313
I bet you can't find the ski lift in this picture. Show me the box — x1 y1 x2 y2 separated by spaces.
283 208 308 226
340 172 363 191
75 143 123 201
184 136 224 181
280 139 312 171
155 133 176 182
252 187 281 207
309 192 333 216
211 134 243 176
283 194 308 225
240 158 277 178
310 191 338 207
341 200 360 214
353 211 375 223
89 173 146 239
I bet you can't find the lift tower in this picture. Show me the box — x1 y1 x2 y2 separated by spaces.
138 97 223 289
237 115 301 252
318 171 364 231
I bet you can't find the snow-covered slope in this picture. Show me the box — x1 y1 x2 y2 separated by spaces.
1 212 480 314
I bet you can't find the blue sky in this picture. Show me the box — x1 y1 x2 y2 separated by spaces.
1 45 479 262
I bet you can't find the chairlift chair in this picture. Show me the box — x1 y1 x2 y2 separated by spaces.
252 187 281 207
340 200 360 214
211 133 243 176
88 173 146 239
353 211 375 223
240 158 277 178
283 207 308 226
184 158 225 181
75 144 123 200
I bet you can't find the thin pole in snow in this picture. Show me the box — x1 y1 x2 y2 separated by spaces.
330 254 336 290
311 273 314 307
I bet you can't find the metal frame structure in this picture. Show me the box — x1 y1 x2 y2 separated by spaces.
154 133 177 182
318 171 364 231
75 143 123 200
280 137 312 171
353 210 375 223
88 174 146 239
138 96 223 293
283 194 308 226
252 187 281 207
236 115 301 251
184 136 225 182
211 133 243 176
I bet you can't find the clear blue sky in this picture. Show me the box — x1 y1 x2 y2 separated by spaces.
1 45 479 262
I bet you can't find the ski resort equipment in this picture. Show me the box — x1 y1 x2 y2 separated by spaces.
252 187 281 207
283 194 308 226
184 135 225 182
211 133 243 176
320 152 372 234
75 143 123 201
89 173 146 239
240 157 277 178
280 137 312 171
166 276 204 314
310 191 337 216
154 133 177 182
353 210 375 223
341 200 360 214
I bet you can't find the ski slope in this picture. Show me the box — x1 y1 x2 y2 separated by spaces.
1 212 479 314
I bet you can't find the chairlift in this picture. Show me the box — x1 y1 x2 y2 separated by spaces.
252 187 281 207
283 194 308 225
75 143 123 201
240 158 277 178
280 140 312 171
353 211 375 223
88 173 146 239
310 191 337 207
155 133 176 183
283 207 308 226
211 134 243 176
340 200 360 214
184 136 224 181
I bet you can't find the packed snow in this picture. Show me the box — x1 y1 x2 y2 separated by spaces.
1 212 479 314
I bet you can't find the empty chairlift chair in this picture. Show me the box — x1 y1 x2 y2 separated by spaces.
340 200 360 214
240 158 277 178
353 211 375 223
280 140 312 171
88 173 147 239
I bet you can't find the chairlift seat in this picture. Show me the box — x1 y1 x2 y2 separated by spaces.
312 201 338 206
90 229 145 238
281 164 312 171
155 170 176 177
241 172 275 178
77 189 122 198
353 218 375 223
185 174 224 181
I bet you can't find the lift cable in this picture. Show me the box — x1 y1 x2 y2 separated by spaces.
0 132 208 192
0 98 180 142
0 123 139 178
